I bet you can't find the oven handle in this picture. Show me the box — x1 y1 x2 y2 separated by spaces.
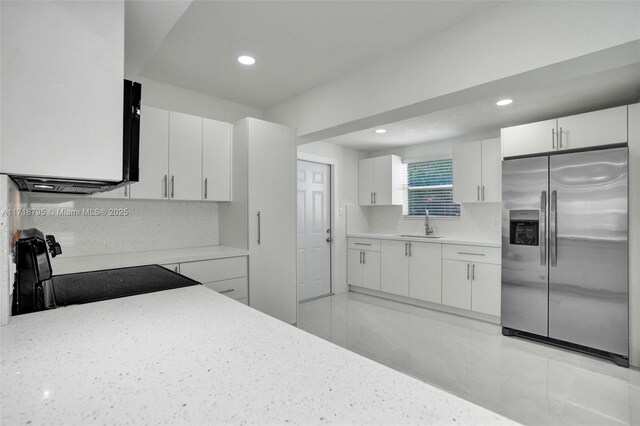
540 191 547 266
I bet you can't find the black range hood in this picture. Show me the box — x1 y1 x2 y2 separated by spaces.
10 80 141 195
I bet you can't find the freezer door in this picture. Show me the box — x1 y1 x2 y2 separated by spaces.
549 147 628 356
501 156 549 336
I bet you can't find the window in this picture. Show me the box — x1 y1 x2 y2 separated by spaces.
403 158 460 217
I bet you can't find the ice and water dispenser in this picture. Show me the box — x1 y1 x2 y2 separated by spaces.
509 210 539 246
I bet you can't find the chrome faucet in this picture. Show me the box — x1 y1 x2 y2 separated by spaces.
424 209 434 236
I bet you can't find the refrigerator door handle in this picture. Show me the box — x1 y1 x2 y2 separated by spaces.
540 191 547 266
550 190 558 267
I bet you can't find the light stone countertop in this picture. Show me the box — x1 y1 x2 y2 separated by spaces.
347 233 501 248
51 245 249 275
1 286 517 425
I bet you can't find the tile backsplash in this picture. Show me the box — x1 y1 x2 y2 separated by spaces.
349 203 501 242
22 195 219 257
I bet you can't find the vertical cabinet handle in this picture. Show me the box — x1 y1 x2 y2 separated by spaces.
409 242 412 257
405 242 408 256
370 192 373 204
374 192 376 204
204 178 208 200
482 185 485 201
124 185 128 198
363 251 366 264
171 175 175 198
559 127 564 149
163 175 168 198
552 128 556 149
477 185 480 201
550 190 558 266
360 251 363 264
257 211 261 245
540 191 547 266
472 264 475 281
467 263 470 280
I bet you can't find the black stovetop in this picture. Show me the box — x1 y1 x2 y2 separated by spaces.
52 264 200 306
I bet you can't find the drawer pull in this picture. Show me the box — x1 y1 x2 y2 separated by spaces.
219 289 235 294
354 243 372 246
457 252 485 256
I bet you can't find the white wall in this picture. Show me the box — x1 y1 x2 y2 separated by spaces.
361 134 501 242
264 2 640 139
136 76 262 123
297 141 369 294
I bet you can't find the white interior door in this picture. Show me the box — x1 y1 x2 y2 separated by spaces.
297 160 331 301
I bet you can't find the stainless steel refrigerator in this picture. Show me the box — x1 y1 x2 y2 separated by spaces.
501 146 629 366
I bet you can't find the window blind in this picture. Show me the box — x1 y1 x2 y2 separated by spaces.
402 159 460 217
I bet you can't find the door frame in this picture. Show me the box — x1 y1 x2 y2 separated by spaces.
297 153 338 301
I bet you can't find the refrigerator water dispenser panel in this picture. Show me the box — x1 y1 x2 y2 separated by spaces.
509 210 539 246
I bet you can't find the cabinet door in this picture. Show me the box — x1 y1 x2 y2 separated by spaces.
501 119 556 158
347 249 364 287
442 259 471 310
129 106 169 200
480 138 502 203
202 119 232 201
409 242 442 303
471 262 501 316
380 240 409 296
557 105 627 151
453 141 482 203
358 158 375 205
169 112 203 201
362 250 381 291
247 119 297 324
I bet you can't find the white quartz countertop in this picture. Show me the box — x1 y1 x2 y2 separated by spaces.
1 286 516 425
51 245 249 275
348 233 501 248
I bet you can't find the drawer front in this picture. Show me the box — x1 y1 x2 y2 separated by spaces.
348 238 381 252
180 256 247 283
442 244 500 264
203 277 248 300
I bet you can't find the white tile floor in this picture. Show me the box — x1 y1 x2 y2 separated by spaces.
298 292 640 426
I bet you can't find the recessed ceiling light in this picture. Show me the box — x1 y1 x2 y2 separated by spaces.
496 98 513 106
375 129 387 134
237 55 256 65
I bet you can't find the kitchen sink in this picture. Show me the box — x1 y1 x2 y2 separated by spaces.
397 234 443 239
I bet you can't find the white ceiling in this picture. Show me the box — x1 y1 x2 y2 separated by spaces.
138 1 498 109
321 64 640 151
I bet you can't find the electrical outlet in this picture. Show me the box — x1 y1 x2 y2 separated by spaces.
338 207 344 217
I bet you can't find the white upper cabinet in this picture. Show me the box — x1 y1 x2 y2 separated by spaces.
557 106 627 151
129 106 170 200
453 138 501 203
358 155 403 206
0 1 124 181
202 119 232 201
501 119 557 158
169 112 203 201
502 105 628 158
358 158 376 205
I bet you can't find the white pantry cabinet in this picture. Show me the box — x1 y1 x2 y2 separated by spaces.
129 106 170 200
202 119 232 201
0 1 124 181
358 155 403 206
219 118 297 323
453 138 501 203
502 105 628 158
441 245 501 316
169 112 203 201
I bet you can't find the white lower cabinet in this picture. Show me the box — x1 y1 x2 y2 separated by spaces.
349 237 500 318
381 240 409 296
348 239 381 290
178 256 248 303
441 245 501 316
